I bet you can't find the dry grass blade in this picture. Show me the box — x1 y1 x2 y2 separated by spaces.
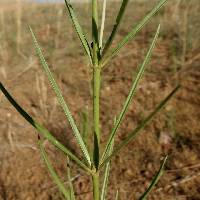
0 82 91 173
38 139 71 200
100 85 180 168
115 190 119 200
101 25 160 163
30 27 91 167
64 0 92 65
102 0 129 56
101 0 168 67
99 0 107 49
139 156 168 200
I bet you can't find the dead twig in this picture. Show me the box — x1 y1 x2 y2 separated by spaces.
156 172 200 192
167 163 200 173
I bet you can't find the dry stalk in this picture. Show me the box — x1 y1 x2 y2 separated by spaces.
7 114 15 151
156 172 200 193
16 0 22 54
55 6 63 48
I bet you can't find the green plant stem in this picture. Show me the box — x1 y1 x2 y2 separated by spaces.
93 68 101 144
93 67 101 168
92 172 100 200
92 68 101 200
92 1 100 199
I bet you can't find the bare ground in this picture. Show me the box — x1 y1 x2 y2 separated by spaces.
0 1 200 200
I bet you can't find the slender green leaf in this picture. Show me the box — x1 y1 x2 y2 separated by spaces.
0 82 91 174
100 85 180 168
101 25 160 163
38 139 71 200
139 156 168 200
101 139 114 200
99 0 107 49
92 0 100 66
66 157 76 200
80 109 90 148
101 117 116 200
64 0 93 65
102 0 129 56
101 0 168 67
29 27 91 167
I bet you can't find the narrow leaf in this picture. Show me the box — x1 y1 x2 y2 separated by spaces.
100 85 180 168
101 25 160 163
139 156 168 200
92 0 100 66
30 27 91 167
102 0 129 55
80 109 90 146
101 0 168 67
101 117 116 200
38 140 71 200
0 82 91 173
64 0 93 64
99 0 107 49
101 139 114 200
66 157 76 200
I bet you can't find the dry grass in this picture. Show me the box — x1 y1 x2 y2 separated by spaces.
0 0 199 199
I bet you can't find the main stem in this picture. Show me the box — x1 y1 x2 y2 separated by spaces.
92 172 100 200
93 67 101 155
92 0 100 199
92 66 101 200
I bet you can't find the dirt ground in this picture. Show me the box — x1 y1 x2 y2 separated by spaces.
0 1 200 200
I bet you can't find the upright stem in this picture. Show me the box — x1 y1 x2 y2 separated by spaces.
92 1 100 199
93 67 101 149
92 172 100 200
92 67 101 200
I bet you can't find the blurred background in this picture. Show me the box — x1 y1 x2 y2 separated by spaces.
0 0 200 199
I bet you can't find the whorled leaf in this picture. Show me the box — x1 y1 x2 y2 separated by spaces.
101 25 160 163
30 27 91 167
101 0 168 67
38 139 71 200
100 85 180 168
139 156 168 200
102 0 130 56
0 82 91 174
64 0 93 65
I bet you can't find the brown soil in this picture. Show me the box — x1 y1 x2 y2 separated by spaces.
0 1 200 200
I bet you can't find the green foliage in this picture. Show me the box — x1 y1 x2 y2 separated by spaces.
102 0 129 55
30 26 91 167
139 156 168 200
0 0 180 199
101 25 160 163
38 138 71 200
64 0 93 64
0 83 91 173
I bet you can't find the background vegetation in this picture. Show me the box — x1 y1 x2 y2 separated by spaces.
0 0 200 199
